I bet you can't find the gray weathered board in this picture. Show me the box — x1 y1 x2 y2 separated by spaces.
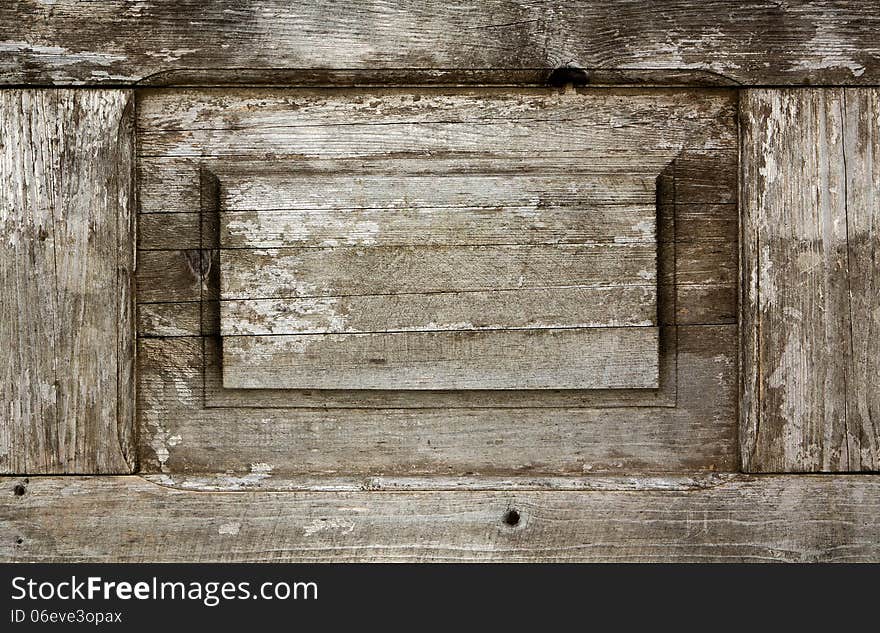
4 2 880 562
213 97 661 390
0 90 135 475
741 88 880 472
135 87 739 478
4 475 880 562
2 1 880 86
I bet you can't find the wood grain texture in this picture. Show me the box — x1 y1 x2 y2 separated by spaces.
210 90 663 390
0 89 135 474
3 1 880 86
4 475 880 562
134 87 738 475
220 245 657 299
203 333 678 410
218 171 656 248
223 327 660 390
741 88 880 472
139 153 737 216
220 287 657 336
138 326 735 476
137 90 735 160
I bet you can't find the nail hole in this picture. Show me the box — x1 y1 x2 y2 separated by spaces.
503 509 521 527
15 537 23 545
547 66 589 87
12 484 25 497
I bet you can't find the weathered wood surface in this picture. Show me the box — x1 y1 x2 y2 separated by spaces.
221 245 656 299
139 153 737 217
741 89 880 473
134 86 737 471
136 89 735 318
220 246 658 389
203 334 678 410
223 327 660 390
220 288 657 336
137 89 735 159
138 326 735 476
4 475 880 561
0 89 135 474
220 171 658 217
3 1 880 86
210 91 662 390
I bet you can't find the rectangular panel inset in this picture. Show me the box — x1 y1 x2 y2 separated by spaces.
218 161 659 390
135 87 740 475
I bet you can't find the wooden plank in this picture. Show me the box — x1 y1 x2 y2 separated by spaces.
0 89 135 474
137 250 205 303
137 302 203 338
220 204 655 248
140 88 736 132
139 243 732 322
137 282 734 333
220 287 657 336
220 244 656 299
137 326 735 474
140 204 737 250
139 151 738 215
4 2 880 86
134 88 736 446
5 475 880 562
140 121 733 160
203 333 677 409
138 90 735 160
138 212 201 250
741 88 880 472
223 327 660 390
221 172 657 218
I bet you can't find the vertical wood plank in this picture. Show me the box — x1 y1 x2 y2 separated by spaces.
0 89 135 474
741 88 880 472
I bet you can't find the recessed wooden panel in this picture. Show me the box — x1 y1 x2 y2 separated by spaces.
135 87 739 477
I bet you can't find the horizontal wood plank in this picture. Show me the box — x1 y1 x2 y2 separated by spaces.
134 87 737 462
219 206 656 249
221 175 655 215
220 286 657 336
138 151 737 215
5 475 880 561
223 327 660 390
220 244 656 299
141 88 736 131
138 90 735 160
139 203 736 250
203 334 677 409
137 243 732 319
5 3 880 86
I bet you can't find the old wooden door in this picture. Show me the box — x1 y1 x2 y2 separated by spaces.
2 2 879 562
